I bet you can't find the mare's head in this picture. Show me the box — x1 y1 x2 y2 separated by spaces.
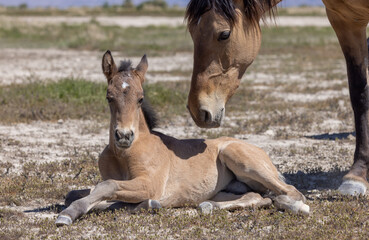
185 0 276 128
102 51 150 149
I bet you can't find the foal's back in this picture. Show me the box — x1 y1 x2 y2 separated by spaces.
152 132 272 207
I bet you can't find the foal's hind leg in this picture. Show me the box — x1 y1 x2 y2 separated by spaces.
198 192 272 214
219 141 309 215
325 8 369 195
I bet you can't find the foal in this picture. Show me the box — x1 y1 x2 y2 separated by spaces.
56 51 309 226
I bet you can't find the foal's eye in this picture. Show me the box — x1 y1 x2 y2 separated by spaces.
218 31 231 41
138 97 144 105
106 96 113 103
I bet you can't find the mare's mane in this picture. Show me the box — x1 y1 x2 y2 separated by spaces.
117 60 158 131
185 0 276 27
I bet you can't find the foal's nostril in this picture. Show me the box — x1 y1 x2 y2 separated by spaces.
115 129 122 140
124 131 134 141
199 109 212 124
115 129 134 144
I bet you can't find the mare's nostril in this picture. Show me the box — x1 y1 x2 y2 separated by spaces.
199 109 212 124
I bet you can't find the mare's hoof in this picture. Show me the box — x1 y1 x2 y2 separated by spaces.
198 202 213 215
274 195 310 215
55 215 72 227
338 180 367 196
149 200 161 210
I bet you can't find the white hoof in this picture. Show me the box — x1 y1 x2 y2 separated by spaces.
55 215 72 227
293 201 310 216
148 200 161 210
198 202 213 215
338 180 367 196
274 195 310 215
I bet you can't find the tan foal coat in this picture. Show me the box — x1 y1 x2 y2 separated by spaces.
55 52 308 226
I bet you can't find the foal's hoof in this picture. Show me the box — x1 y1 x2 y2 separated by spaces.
338 180 367 196
149 200 161 210
274 195 310 216
55 215 72 227
198 202 214 215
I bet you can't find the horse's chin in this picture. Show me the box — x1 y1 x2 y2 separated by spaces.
115 141 132 149
194 119 221 128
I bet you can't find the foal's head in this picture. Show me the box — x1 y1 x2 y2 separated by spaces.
102 51 148 149
185 0 276 128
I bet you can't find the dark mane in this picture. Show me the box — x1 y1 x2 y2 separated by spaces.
185 0 276 27
118 60 132 73
142 99 158 131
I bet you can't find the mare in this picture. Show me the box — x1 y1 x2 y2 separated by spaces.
185 0 369 195
55 51 309 226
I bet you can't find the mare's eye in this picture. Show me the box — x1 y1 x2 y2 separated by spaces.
138 97 144 105
106 96 113 103
218 31 231 41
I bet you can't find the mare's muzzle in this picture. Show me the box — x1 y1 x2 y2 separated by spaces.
187 105 225 128
114 129 134 148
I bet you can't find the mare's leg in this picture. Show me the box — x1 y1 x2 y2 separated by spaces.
325 8 369 195
55 178 160 226
198 192 272 214
219 141 309 215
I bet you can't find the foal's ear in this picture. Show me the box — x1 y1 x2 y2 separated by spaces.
102 50 117 82
134 54 148 84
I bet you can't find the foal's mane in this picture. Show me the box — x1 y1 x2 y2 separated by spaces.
185 0 276 27
142 100 158 131
118 60 132 73
117 60 158 131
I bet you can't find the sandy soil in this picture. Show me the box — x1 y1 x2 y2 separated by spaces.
0 48 192 85
0 15 331 28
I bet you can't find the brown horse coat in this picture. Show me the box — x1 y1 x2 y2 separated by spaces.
185 0 369 195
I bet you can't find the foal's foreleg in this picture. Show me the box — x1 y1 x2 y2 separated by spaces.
55 178 159 226
326 9 369 195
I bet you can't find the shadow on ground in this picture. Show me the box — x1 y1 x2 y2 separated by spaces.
24 204 64 214
305 131 355 140
284 170 348 191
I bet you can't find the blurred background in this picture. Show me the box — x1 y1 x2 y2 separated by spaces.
0 0 323 8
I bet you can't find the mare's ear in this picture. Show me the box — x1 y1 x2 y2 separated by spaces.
102 50 117 83
259 0 281 15
134 54 148 84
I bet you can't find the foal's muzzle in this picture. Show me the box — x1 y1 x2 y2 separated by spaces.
114 129 134 148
